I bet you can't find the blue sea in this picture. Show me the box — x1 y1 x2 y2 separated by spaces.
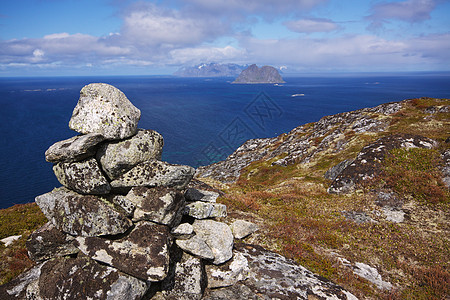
1 74 449 209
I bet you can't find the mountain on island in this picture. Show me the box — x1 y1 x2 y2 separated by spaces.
232 64 285 84
174 63 247 77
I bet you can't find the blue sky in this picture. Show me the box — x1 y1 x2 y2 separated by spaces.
1 0 449 76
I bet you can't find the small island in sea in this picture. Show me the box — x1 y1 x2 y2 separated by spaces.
232 64 285 84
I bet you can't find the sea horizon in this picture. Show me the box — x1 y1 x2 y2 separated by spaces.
1 73 449 209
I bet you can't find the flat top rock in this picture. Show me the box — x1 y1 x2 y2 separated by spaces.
69 83 141 140
35 187 132 237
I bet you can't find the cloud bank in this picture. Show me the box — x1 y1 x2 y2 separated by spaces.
1 0 449 75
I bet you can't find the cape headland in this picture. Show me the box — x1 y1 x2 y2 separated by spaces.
232 64 285 84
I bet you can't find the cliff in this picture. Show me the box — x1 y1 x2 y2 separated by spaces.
232 64 285 84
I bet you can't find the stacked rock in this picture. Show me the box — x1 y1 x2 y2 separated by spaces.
3 83 259 300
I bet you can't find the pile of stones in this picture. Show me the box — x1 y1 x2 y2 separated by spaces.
2 83 258 299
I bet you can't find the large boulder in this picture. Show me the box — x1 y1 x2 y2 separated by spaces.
35 187 132 237
0 256 148 300
97 129 164 179
110 160 195 190
125 186 185 226
52 158 111 195
69 83 141 140
329 134 436 194
175 235 215 261
74 222 171 282
45 133 106 163
26 222 79 262
192 219 233 265
203 243 358 300
206 252 249 288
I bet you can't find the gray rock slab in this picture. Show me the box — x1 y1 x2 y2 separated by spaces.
125 186 185 226
110 160 195 190
162 252 206 299
184 201 227 219
97 129 164 179
193 219 233 265
230 220 259 239
35 187 132 237
74 222 171 282
26 222 79 262
69 83 141 140
185 188 219 202
53 158 111 194
206 252 250 288
0 256 148 300
221 243 358 300
45 133 106 163
176 235 215 261
109 194 136 217
171 223 194 240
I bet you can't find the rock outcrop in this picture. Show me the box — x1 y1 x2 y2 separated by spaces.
232 64 285 84
1 83 357 299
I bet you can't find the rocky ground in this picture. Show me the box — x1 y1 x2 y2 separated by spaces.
197 97 449 299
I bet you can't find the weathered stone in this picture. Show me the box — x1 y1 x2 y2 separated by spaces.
26 222 78 262
0 260 44 299
45 133 106 163
53 158 111 194
175 235 215 261
0 235 21 247
110 160 195 190
35 187 132 237
340 258 393 290
162 251 206 299
108 194 136 217
0 256 148 300
230 220 259 239
74 222 171 282
206 252 250 288
342 211 375 224
97 129 164 179
329 134 436 194
125 186 185 226
69 83 141 140
171 223 194 240
185 188 219 203
193 219 233 265
184 201 227 219
324 159 354 181
209 243 358 300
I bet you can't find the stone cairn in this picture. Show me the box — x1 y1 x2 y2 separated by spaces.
4 83 258 300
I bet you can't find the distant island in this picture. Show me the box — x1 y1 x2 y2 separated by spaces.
232 64 285 84
174 63 247 77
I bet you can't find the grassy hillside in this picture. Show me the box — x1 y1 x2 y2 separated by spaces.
208 98 449 299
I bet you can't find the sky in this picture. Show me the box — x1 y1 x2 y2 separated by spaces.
1 0 450 76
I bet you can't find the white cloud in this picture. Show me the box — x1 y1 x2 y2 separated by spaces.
169 45 246 64
183 0 327 15
120 3 228 48
284 18 340 33
239 33 450 71
367 0 442 30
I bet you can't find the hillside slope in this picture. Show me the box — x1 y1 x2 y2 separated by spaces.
197 97 449 299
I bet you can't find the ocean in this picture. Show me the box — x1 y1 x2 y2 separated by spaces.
1 74 449 209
